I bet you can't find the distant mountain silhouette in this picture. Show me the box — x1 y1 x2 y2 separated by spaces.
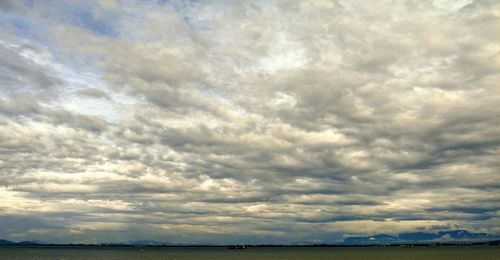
1 231 499 247
343 230 497 244
0 239 15 245
0 239 40 245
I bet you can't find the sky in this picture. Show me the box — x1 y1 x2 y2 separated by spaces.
0 0 499 245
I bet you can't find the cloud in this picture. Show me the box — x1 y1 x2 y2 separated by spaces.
77 88 111 100
0 42 60 97
0 0 499 244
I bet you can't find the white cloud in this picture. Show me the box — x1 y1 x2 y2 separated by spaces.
0 0 499 244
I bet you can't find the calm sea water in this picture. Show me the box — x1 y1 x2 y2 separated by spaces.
0 246 499 260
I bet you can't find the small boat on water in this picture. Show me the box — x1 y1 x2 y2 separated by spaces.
228 245 247 249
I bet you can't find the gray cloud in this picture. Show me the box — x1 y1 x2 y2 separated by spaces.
0 0 499 244
0 43 60 96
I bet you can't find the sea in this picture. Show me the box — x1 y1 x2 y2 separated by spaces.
0 246 499 259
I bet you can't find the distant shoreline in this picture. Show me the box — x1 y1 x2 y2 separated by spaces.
0 240 499 248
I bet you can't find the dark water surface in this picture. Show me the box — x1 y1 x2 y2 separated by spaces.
0 246 499 260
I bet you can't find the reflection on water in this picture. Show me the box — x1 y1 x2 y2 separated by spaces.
0 246 499 260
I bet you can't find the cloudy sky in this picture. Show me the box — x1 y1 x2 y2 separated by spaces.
0 0 499 244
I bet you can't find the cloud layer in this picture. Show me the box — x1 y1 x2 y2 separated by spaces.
0 0 499 244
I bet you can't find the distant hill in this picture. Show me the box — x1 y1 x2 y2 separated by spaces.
0 239 40 245
1 232 499 247
0 239 15 245
343 230 498 245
